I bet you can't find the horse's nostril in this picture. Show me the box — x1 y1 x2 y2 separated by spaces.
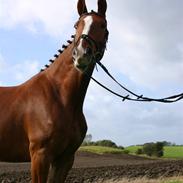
85 47 92 55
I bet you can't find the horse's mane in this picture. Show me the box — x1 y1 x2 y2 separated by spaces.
40 35 75 72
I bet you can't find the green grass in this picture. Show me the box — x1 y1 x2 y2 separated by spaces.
163 181 183 183
125 145 183 159
163 146 183 159
79 146 125 154
79 145 183 159
125 145 141 154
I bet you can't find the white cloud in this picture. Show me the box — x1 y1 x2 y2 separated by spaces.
85 80 183 146
83 0 183 146
106 0 183 90
0 0 105 37
0 0 77 37
0 53 40 86
13 60 40 83
0 53 5 71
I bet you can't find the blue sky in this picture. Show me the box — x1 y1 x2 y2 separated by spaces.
0 0 183 146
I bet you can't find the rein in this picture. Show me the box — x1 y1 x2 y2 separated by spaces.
90 61 183 103
42 11 183 104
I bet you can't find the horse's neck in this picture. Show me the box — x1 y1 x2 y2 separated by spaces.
45 44 94 111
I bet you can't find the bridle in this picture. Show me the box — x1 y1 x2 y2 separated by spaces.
73 11 109 63
73 34 107 62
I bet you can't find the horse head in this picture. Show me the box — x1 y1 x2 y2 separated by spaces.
72 0 108 72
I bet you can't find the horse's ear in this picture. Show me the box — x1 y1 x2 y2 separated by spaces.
77 0 88 16
98 0 107 16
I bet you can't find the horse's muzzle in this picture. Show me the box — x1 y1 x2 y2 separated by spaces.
72 47 93 72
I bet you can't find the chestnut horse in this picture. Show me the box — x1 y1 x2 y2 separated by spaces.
0 0 108 182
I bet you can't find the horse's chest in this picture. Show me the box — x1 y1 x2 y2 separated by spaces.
52 114 87 153
66 116 87 144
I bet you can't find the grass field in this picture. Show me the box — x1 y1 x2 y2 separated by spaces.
80 145 183 159
125 146 183 159
79 146 125 154
125 146 142 154
163 146 183 159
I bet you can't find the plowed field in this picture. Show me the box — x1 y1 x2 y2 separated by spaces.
0 151 183 182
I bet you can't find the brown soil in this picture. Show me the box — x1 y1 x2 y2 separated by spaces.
0 151 183 182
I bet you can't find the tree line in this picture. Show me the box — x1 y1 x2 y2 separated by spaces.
82 134 179 158
82 134 124 149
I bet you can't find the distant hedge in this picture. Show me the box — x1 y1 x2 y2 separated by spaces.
82 139 123 149
135 142 164 157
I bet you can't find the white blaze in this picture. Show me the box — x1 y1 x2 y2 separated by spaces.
73 16 93 71
82 16 93 35
77 16 93 56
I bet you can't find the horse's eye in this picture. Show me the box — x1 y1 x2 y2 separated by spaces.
74 22 79 29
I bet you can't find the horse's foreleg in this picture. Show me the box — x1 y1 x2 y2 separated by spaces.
30 146 50 183
48 154 74 183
